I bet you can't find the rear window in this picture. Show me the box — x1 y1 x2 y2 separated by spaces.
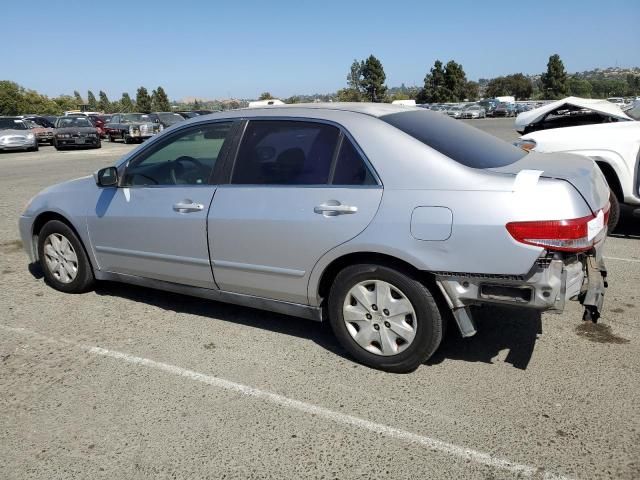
381 110 526 168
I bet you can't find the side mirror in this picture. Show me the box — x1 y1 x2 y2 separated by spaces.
95 166 119 187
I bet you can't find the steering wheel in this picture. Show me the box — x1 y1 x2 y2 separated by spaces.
170 156 206 184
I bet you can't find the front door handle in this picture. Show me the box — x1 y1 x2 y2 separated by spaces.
173 200 204 213
314 202 358 216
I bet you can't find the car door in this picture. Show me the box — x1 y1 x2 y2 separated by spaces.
208 119 383 304
87 121 235 288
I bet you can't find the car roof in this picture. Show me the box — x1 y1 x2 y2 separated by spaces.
235 102 422 118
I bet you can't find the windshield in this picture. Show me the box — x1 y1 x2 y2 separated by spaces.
626 101 640 121
0 118 28 130
56 117 93 128
158 113 184 124
381 110 526 168
122 114 152 123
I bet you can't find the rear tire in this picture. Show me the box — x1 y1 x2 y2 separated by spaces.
328 264 442 373
608 191 620 233
37 220 95 294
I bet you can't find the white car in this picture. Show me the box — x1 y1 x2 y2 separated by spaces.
516 102 640 230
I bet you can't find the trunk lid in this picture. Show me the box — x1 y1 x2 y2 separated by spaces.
490 151 610 212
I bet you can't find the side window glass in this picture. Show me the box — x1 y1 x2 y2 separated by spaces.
332 137 377 185
123 122 232 186
231 121 339 185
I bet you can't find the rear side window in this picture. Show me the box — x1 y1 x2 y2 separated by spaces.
232 121 339 185
332 138 377 185
380 110 526 168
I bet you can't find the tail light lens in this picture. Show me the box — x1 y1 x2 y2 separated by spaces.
506 203 609 253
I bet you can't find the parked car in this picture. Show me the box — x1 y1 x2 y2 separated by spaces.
53 116 101 150
493 102 516 117
461 105 486 119
0 117 38 151
192 109 215 115
104 113 162 143
19 104 610 372
515 96 632 134
515 101 640 231
86 115 111 138
24 115 56 128
446 105 464 118
478 99 499 117
24 119 55 144
148 112 186 128
176 111 200 119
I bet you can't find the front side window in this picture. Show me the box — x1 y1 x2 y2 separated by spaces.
231 121 339 185
122 122 232 186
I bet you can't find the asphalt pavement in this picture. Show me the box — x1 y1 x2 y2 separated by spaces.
0 119 638 479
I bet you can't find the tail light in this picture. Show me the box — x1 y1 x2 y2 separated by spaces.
506 203 609 253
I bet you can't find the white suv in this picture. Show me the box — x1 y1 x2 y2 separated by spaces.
516 102 640 230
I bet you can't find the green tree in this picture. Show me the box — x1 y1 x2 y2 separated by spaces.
284 95 301 104
341 59 364 101
120 93 135 112
360 55 387 102
541 54 568 99
0 81 25 115
87 90 97 110
443 60 468 101
193 99 201 109
463 81 479 101
416 60 447 103
136 87 152 113
259 92 274 100
97 91 111 112
54 95 78 112
485 74 532 100
73 90 83 105
151 86 171 111
567 77 593 97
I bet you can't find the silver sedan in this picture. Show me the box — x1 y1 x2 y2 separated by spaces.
19 104 611 372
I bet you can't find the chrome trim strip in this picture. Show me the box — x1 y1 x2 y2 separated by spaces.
94 271 322 321
95 245 211 266
212 259 305 277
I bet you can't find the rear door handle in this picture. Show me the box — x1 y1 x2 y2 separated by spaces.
314 203 358 215
173 200 204 213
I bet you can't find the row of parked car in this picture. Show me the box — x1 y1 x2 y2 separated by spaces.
419 100 539 119
0 110 216 152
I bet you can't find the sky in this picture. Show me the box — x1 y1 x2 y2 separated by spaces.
4 0 639 101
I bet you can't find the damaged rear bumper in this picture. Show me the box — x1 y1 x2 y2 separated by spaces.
435 250 607 336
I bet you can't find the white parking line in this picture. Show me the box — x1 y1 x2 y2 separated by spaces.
0 324 570 480
604 256 640 264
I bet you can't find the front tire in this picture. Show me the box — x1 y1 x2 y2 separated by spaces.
608 191 620 233
328 264 443 373
38 220 94 293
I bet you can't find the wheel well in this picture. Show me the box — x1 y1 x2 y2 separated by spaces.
596 161 623 201
317 252 434 302
31 212 87 261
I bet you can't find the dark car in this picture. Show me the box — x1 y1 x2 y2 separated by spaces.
192 109 215 115
24 115 56 128
53 116 101 150
176 111 200 119
104 113 162 143
147 112 186 128
478 100 499 117
493 102 516 117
